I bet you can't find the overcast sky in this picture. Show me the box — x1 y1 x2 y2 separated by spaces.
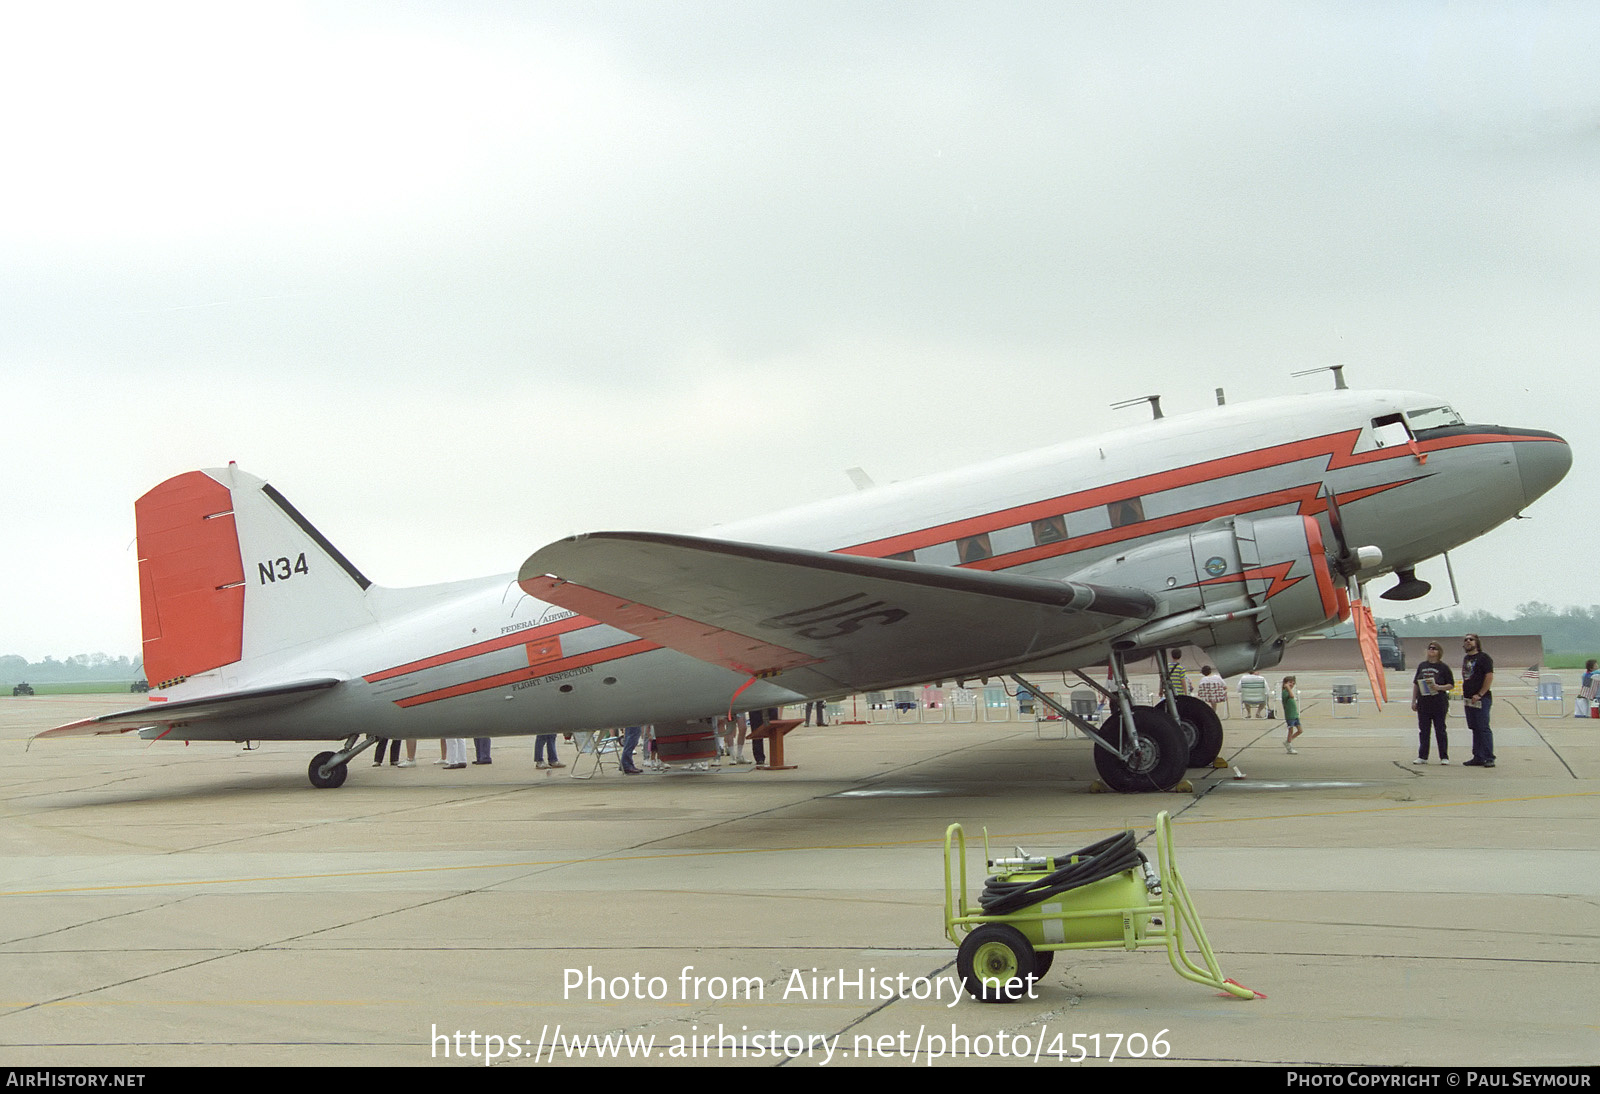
3 1 1595 662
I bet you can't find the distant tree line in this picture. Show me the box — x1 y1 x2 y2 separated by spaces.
5 602 1598 684
1379 602 1600 656
0 653 142 685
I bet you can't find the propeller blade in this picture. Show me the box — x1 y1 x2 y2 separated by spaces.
1326 486 1385 579
1325 488 1351 557
1351 598 1388 709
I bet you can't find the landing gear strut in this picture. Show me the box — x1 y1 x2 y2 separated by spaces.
1012 650 1189 792
1092 707 1189 792
307 735 377 789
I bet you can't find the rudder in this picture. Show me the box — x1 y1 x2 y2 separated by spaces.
137 471 246 688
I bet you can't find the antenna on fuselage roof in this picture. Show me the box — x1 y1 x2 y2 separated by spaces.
1111 394 1163 419
1291 364 1349 390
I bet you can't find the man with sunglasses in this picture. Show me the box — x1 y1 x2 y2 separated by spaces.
1460 634 1496 768
1411 642 1454 764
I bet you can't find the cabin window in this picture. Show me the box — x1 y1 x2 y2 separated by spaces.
914 542 960 566
957 534 993 563
988 525 1034 555
1108 497 1145 528
1370 413 1414 449
1031 516 1068 545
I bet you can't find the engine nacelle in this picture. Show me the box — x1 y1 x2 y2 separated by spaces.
1068 514 1346 675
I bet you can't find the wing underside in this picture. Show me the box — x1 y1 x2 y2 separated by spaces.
519 532 1159 694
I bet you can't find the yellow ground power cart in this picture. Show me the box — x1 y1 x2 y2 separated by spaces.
943 810 1259 1003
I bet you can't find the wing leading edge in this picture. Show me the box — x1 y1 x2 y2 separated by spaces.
519 532 1159 694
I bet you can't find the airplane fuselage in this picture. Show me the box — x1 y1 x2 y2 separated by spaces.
144 388 1567 743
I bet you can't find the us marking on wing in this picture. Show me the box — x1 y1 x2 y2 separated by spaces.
760 594 909 640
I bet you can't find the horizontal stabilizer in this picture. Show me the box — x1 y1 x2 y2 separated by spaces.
34 678 343 740
520 532 1158 691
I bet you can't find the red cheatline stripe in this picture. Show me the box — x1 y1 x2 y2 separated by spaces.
394 638 660 708
839 427 1513 563
365 613 598 683
955 477 1414 575
839 429 1366 559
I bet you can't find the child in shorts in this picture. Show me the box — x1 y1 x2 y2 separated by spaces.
1281 676 1303 754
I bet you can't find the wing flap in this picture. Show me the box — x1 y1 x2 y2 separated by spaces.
34 678 343 739
519 533 1158 691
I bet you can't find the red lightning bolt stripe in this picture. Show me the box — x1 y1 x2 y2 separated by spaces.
1185 560 1303 599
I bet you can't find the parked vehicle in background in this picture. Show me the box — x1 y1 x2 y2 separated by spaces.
1377 624 1405 671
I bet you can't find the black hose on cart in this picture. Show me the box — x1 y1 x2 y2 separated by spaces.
978 830 1146 915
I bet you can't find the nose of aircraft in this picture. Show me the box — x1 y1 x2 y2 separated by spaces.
1515 431 1572 507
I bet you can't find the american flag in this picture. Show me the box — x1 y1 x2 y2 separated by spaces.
1521 664 1542 684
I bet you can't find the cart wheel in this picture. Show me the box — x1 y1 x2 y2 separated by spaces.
957 925 1037 1003
1032 949 1055 980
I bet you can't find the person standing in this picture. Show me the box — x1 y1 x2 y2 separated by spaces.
1280 676 1303 753
1164 648 1190 699
1461 633 1496 768
620 726 643 775
534 733 564 770
1411 642 1454 764
748 707 780 766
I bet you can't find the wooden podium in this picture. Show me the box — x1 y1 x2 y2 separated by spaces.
749 717 802 771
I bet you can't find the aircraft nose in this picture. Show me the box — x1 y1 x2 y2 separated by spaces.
1515 432 1572 506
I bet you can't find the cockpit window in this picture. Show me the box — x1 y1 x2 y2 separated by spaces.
1369 413 1413 449
1405 405 1464 431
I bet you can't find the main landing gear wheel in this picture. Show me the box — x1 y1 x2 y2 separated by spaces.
1151 701 1197 757
1171 695 1224 768
308 751 348 789
1093 707 1188 792
957 924 1037 1003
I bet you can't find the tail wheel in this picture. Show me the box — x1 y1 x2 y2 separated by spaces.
1093 707 1188 792
1171 695 1224 767
957 924 1037 1003
308 751 348 789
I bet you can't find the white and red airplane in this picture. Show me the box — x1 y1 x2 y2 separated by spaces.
38 384 1569 791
